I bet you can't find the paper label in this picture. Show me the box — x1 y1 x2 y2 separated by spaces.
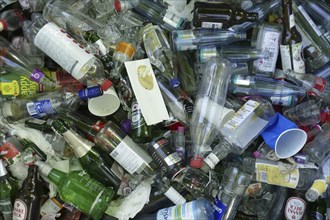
164 152 182 166
223 100 260 131
26 100 56 118
0 74 41 97
163 10 183 29
157 201 196 220
310 179 327 195
285 197 306 220
40 198 63 216
164 186 186 205
298 6 322 37
94 39 108 56
280 43 305 73
13 199 27 220
289 14 295 29
110 136 147 174
254 31 281 72
201 22 223 29
124 58 169 125
213 197 227 220
204 153 220 169
255 161 299 188
34 22 96 80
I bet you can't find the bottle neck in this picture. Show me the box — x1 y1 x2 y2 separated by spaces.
21 165 39 190
282 0 295 30
61 129 93 158
39 163 63 186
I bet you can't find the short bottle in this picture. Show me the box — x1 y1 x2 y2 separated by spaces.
35 161 115 220
13 165 41 220
0 159 13 220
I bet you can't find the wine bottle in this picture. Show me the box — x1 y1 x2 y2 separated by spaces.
280 0 306 73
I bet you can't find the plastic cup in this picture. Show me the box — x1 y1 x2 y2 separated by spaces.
261 113 307 159
88 86 120 116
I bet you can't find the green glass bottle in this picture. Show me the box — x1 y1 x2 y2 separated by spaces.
50 119 121 192
35 161 114 220
130 98 152 144
0 160 13 220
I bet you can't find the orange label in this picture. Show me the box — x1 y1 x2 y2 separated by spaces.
115 42 136 59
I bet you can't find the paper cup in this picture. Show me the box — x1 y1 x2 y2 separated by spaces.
88 86 120 116
275 128 307 159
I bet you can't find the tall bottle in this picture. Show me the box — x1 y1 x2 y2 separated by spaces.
171 29 247 52
35 161 115 220
189 57 232 168
193 2 259 29
0 36 55 88
213 165 251 220
0 9 24 32
13 165 41 220
0 160 13 220
50 119 122 191
280 0 306 73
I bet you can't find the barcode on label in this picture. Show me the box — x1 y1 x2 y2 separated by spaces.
26 102 37 116
259 171 268 182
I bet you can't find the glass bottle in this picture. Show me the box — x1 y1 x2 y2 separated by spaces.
93 121 156 177
0 160 13 220
171 29 247 52
282 189 308 220
35 161 115 220
0 9 24 32
307 197 327 220
13 165 41 220
0 36 55 88
201 98 276 173
193 2 258 29
213 165 251 220
280 0 306 73
174 126 185 160
189 57 232 168
51 119 122 191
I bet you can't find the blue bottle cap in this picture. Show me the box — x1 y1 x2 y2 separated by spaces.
170 77 181 88
78 86 104 100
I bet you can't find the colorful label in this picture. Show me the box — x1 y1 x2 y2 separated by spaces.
78 86 103 100
110 136 146 174
0 142 20 165
254 31 281 73
213 197 227 220
43 68 84 90
34 22 95 80
280 43 305 73
26 100 56 118
310 179 327 195
255 161 299 188
201 22 223 29
285 197 306 220
0 74 42 97
13 199 27 220
30 68 45 83
131 100 145 129
163 10 183 29
157 201 196 220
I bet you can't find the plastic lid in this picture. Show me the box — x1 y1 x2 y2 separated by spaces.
190 156 203 169
100 80 113 91
114 0 121 12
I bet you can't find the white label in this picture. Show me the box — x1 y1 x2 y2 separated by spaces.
34 22 96 80
289 14 295 29
124 59 169 125
94 39 108 56
157 201 196 220
110 136 148 174
40 198 62 216
285 197 306 220
254 31 281 72
204 153 220 169
164 186 186 205
223 100 260 131
163 10 182 29
298 6 322 36
164 152 182 166
13 199 27 220
280 43 305 73
201 22 223 29
270 96 293 106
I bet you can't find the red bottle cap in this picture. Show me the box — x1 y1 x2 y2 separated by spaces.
114 0 121 12
100 79 113 91
190 157 203 169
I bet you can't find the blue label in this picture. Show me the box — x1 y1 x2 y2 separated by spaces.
26 100 55 118
213 197 227 220
78 86 103 100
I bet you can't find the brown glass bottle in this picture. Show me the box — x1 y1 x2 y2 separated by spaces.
282 189 308 220
280 0 306 73
193 2 258 29
13 165 41 220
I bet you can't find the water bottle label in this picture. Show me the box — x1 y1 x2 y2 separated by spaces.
157 201 196 219
285 197 306 220
213 197 227 220
26 100 56 118
13 199 27 220
201 22 223 29
255 160 299 188
34 22 96 80
176 30 197 51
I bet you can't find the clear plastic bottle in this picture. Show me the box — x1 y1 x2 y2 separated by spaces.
189 57 232 168
0 9 24 32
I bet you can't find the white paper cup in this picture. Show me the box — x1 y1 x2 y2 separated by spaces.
88 86 120 116
275 128 307 159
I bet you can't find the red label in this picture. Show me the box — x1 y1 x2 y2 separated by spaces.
314 77 327 92
285 197 306 220
0 142 20 161
92 121 105 132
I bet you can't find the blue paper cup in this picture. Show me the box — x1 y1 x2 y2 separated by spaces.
261 113 307 159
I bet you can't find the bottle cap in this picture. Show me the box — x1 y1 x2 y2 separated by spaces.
252 151 261 158
169 78 180 88
100 80 113 91
189 156 203 169
88 86 120 116
0 20 7 31
121 119 132 134
0 160 8 178
114 0 121 12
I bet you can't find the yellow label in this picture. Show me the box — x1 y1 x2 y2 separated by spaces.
256 162 299 188
310 179 327 194
0 80 19 96
19 76 39 96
